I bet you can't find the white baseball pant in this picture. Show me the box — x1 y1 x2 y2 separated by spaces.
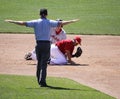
30 49 37 60
50 44 67 65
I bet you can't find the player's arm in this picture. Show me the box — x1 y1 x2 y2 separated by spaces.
5 19 26 26
65 50 76 64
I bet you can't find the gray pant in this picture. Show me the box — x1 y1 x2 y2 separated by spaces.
35 41 50 85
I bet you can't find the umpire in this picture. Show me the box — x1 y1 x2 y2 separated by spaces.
5 8 79 87
29 9 60 87
26 9 60 87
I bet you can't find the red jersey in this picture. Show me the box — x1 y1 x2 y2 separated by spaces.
56 39 74 55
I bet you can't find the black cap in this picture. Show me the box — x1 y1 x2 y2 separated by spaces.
40 8 48 16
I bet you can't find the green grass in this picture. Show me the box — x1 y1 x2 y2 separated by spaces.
0 0 120 35
0 74 115 99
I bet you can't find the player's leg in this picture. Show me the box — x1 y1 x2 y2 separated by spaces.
30 49 37 60
50 44 67 65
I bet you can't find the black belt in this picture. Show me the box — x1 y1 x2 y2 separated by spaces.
37 40 50 44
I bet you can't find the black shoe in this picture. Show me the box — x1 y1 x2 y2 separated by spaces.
40 82 49 87
40 84 48 87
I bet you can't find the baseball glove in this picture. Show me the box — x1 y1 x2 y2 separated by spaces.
72 47 82 58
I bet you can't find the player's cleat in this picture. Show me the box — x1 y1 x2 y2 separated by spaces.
24 52 32 60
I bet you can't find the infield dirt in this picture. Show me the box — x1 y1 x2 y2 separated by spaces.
0 34 120 98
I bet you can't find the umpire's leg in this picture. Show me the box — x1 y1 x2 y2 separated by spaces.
35 41 50 86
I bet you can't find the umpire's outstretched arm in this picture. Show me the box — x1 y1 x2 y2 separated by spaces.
5 19 79 26
5 19 26 26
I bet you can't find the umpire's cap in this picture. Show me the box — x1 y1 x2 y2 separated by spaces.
40 8 48 16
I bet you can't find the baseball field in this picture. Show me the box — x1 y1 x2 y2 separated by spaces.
0 0 120 99
0 34 120 99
